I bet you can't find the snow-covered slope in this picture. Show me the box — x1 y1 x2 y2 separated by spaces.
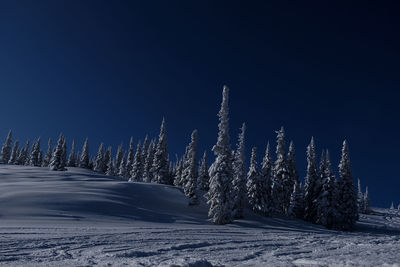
0 165 399 266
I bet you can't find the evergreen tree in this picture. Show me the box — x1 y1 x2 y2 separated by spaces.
198 151 210 191
130 142 144 182
9 140 19 165
143 140 156 183
287 181 305 219
60 136 67 170
38 150 43 167
304 137 319 222
364 186 371 214
29 137 41 166
49 134 66 171
75 151 81 167
126 137 135 178
232 123 246 218
79 138 90 169
94 143 105 172
183 130 199 205
17 140 30 165
42 138 52 167
207 86 234 225
105 147 115 176
287 141 299 193
247 147 264 214
118 152 127 178
103 146 112 173
337 140 358 231
316 150 339 229
141 135 149 166
260 142 275 215
357 179 365 214
152 119 170 184
1 130 12 163
115 144 124 172
67 139 76 167
173 158 184 186
272 127 291 214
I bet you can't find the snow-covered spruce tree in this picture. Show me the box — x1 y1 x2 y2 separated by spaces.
115 144 124 172
357 179 365 214
103 146 112 173
105 148 115 176
75 151 80 167
287 141 299 193
152 119 170 184
183 130 199 205
173 158 184 186
29 137 41 166
1 130 13 163
17 140 29 165
38 150 43 167
207 86 234 225
8 140 19 164
232 123 246 219
126 137 135 178
94 143 105 172
67 139 76 167
143 140 156 183
272 127 291 214
118 152 127 178
60 136 67 170
364 187 371 214
130 142 143 182
337 140 358 231
247 147 264 213
316 150 339 229
141 135 149 165
49 134 66 171
42 138 52 167
79 138 90 169
303 137 319 222
198 151 210 191
261 142 276 215
287 181 305 219
178 146 190 186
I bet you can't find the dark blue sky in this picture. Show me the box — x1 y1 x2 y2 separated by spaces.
0 1 399 207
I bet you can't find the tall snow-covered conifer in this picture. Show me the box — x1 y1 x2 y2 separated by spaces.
232 123 246 219
130 142 144 182
1 130 13 163
118 152 127 178
126 137 135 178
143 140 156 183
357 179 365 214
287 181 305 219
105 147 114 176
9 140 19 165
29 137 41 166
152 119 170 184
67 140 76 167
79 138 90 169
207 86 234 225
337 140 358 231
94 143 105 172
261 142 275 215
246 147 263 214
49 134 66 171
103 146 112 173
42 138 52 167
183 130 199 205
198 151 210 191
304 137 319 222
115 144 124 172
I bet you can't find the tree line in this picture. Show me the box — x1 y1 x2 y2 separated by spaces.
0 86 370 230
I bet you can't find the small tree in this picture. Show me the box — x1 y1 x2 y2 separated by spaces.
126 137 135 178
1 130 12 163
29 137 41 167
105 148 115 176
143 140 156 183
130 142 144 182
287 181 305 219
261 142 275 215
183 130 199 205
152 119 170 184
103 146 112 173
94 143 105 172
49 134 66 171
79 138 90 169
232 123 246 219
115 144 124 172
8 140 19 165
67 139 76 167
42 138 52 167
118 152 127 178
246 147 263 213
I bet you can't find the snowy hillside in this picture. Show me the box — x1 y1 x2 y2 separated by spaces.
0 165 399 266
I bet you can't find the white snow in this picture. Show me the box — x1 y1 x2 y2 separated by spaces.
0 165 399 266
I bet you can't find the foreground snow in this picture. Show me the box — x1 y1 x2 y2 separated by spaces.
0 166 399 266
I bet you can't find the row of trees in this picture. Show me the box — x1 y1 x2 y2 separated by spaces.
0 87 369 231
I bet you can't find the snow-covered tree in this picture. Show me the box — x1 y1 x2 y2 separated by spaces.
17 140 30 165
38 150 43 166
287 141 299 193
272 127 291 214
130 142 144 182
67 139 76 167
29 137 41 166
9 140 19 165
357 179 365 214
337 140 358 231
1 130 12 163
173 158 184 186
304 137 319 223
232 123 246 219
287 181 305 219
152 119 170 184
115 144 124 172
316 150 339 229
141 135 149 166
198 151 210 191
79 138 90 169
94 143 105 172
183 130 199 205
207 86 234 225
143 140 156 183
364 186 371 214
118 152 127 178
105 147 115 176
103 146 112 173
42 138 52 167
49 134 66 171
60 137 67 170
247 147 264 214
126 137 135 178
261 142 275 215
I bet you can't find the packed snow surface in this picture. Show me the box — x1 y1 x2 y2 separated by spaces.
0 165 399 266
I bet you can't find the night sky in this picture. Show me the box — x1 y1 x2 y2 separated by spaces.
0 1 399 208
